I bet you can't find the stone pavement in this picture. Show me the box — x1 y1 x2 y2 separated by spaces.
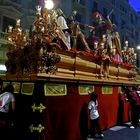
87 122 140 140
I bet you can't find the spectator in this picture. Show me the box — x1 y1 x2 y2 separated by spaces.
125 86 140 128
88 92 104 138
0 84 16 139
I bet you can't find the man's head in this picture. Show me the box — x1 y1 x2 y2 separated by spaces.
89 92 98 101
56 8 64 16
4 84 14 93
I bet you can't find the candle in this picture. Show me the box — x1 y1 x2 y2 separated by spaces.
134 53 137 59
47 14 51 24
131 48 134 53
8 26 13 33
100 43 104 49
18 28 22 34
94 42 98 49
16 19 20 26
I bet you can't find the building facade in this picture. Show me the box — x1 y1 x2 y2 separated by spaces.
59 0 140 47
0 0 38 73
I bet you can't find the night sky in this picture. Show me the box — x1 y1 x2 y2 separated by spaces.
40 0 140 12
129 0 140 12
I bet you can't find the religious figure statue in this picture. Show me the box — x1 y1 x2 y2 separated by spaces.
56 8 71 51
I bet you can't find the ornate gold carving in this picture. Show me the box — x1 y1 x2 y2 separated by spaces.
6 7 62 75
29 124 45 133
5 5 137 82
44 83 67 96
31 103 46 113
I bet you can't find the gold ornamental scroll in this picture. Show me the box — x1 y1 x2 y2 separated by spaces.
44 83 67 96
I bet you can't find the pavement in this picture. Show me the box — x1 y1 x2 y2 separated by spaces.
87 122 140 140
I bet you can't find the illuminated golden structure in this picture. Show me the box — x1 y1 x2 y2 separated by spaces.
4 2 138 85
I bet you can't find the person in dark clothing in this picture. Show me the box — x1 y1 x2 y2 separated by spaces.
125 86 140 128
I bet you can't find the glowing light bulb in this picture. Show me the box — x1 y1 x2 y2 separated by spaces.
44 0 54 10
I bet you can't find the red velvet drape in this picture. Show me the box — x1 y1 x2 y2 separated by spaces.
44 85 130 140
14 83 131 140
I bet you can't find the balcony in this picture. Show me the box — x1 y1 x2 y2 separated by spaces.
0 31 7 75
0 31 8 45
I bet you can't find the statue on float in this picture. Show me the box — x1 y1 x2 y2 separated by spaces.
91 10 123 63
121 41 136 65
66 10 91 52
87 10 123 77
55 8 71 51
5 4 62 75
5 3 137 78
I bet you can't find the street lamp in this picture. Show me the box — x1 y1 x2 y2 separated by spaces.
44 0 54 10
137 45 140 50
137 45 140 69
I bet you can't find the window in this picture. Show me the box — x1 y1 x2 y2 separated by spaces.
121 20 126 29
121 35 125 47
111 14 117 25
92 1 98 12
72 0 75 4
130 14 134 24
28 0 38 10
131 32 134 38
80 0 85 5
131 29 134 38
103 8 108 18
2 16 16 32
10 0 21 4
135 31 138 40
111 0 115 6
135 15 138 24
120 5 127 14
75 13 82 22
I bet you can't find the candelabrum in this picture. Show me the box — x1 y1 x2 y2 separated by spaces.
32 5 58 44
7 19 29 50
6 5 61 75
121 45 136 66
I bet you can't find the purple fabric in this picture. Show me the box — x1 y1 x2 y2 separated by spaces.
113 54 123 63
